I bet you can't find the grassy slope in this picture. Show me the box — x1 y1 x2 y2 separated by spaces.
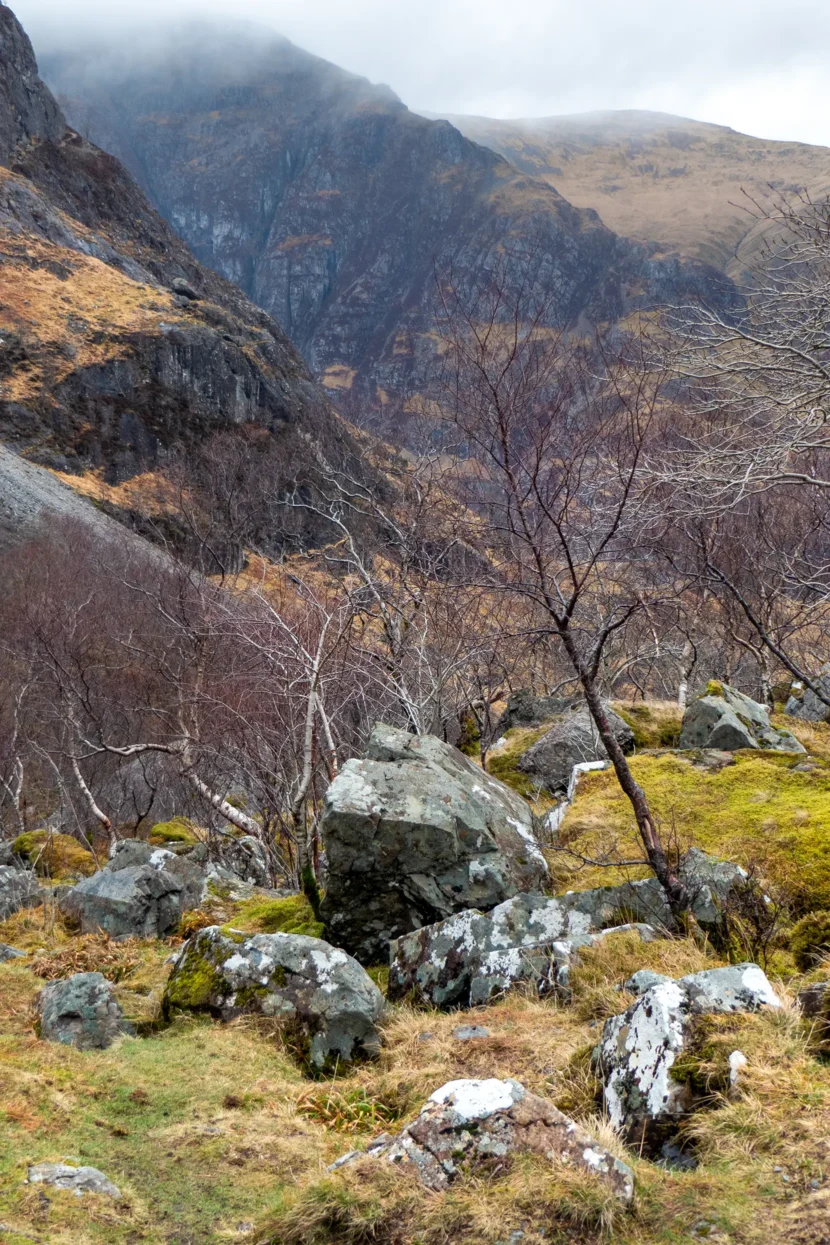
437 111 830 278
4 715 830 1242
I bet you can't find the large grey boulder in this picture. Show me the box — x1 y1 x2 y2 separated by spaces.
320 724 547 964
108 840 206 909
679 683 804 753
596 963 780 1147
786 669 830 722
517 703 635 795
559 848 751 938
0 863 42 920
37 971 134 1050
163 926 385 1071
27 1162 120 1198
59 864 185 938
335 1078 634 1202
389 894 658 1008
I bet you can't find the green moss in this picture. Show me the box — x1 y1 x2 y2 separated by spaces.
162 944 226 1016
11 829 96 880
485 725 550 799
706 680 725 698
367 966 389 994
560 749 830 911
149 817 199 845
232 894 324 940
670 1014 753 1096
790 911 830 971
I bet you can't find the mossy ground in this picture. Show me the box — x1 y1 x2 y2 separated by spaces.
11 830 97 881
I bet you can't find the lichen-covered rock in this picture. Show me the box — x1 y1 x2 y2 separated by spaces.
0 864 42 921
786 669 830 722
559 847 751 937
517 703 635 795
36 971 134 1049
624 969 672 996
336 1078 634 1201
59 864 185 938
321 723 547 964
108 840 206 910
679 683 804 752
27 1162 120 1198
389 893 657 1008
596 963 780 1145
163 926 385 1070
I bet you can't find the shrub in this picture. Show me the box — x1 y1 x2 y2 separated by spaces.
790 910 830 971
11 829 96 880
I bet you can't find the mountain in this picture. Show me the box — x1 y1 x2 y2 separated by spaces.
432 110 830 279
0 4 344 510
40 29 733 432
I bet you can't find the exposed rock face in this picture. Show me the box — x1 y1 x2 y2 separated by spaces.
596 963 780 1145
517 703 635 795
59 863 186 938
36 971 134 1049
786 669 830 722
44 25 734 434
27 1161 120 1198
0 5 349 544
389 897 658 1008
679 684 804 753
0 864 41 920
320 724 548 964
336 1078 634 1201
163 926 385 1070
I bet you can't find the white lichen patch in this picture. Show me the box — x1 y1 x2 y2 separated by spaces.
429 1078 525 1122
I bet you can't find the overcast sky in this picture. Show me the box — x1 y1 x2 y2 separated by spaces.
12 0 830 146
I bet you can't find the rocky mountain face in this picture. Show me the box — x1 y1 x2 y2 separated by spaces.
434 109 830 280
42 28 734 432
0 5 343 497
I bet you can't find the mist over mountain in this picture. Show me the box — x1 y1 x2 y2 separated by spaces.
41 24 735 432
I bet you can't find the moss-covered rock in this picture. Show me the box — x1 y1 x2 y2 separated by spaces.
790 910 830 971
148 817 200 845
233 894 324 939
11 830 96 881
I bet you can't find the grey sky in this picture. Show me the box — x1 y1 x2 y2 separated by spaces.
11 0 830 146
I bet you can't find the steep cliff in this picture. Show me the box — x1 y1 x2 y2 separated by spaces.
0 5 342 489
42 25 733 431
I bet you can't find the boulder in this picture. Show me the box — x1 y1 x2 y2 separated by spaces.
596 963 780 1146
190 834 271 887
0 863 42 920
27 1161 120 1197
108 840 206 909
59 864 185 938
786 668 830 722
679 683 804 753
36 971 134 1049
163 926 385 1070
494 689 580 737
389 893 658 1008
517 703 634 795
0 942 25 962
336 1078 634 1202
559 847 751 938
320 723 547 964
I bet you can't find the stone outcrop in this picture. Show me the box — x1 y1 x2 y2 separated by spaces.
596 963 780 1146
516 703 635 795
59 863 187 939
107 840 206 910
786 669 830 722
679 683 804 753
389 894 658 1008
320 724 547 964
0 864 42 921
36 971 134 1049
334 1078 634 1202
27 1162 120 1198
163 926 385 1070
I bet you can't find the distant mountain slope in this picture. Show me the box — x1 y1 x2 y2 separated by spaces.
41 31 733 430
0 3 342 501
431 110 830 279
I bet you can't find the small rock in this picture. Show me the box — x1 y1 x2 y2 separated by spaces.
27 1161 120 1197
37 972 134 1050
452 1024 490 1041
0 864 42 921
171 276 199 300
417 1031 435 1043
658 1141 698 1170
0 942 25 962
728 1049 748 1087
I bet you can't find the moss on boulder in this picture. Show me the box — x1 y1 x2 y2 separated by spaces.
11 830 96 881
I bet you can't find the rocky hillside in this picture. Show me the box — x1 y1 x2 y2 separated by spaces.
0 5 344 513
435 109 830 279
41 29 733 431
